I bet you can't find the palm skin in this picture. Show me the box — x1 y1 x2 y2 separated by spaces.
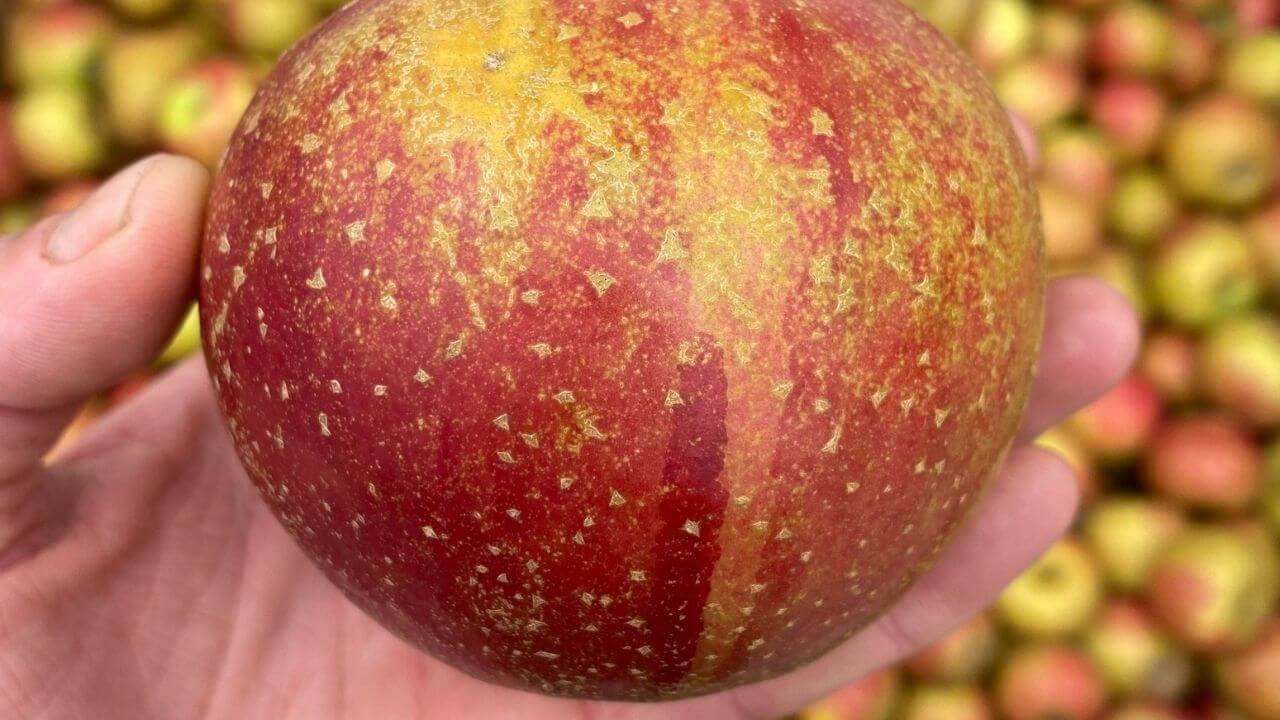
0 153 1137 720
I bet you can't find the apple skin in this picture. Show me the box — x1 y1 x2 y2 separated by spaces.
901 684 993 720
1142 415 1260 511
995 644 1106 720
199 0 1044 700
1082 495 1185 593
995 539 1103 640
1146 523 1280 652
905 612 1000 683
1084 599 1193 701
801 669 901 720
1215 621 1280 720
1068 374 1163 463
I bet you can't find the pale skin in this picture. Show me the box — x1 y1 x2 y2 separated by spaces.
0 129 1138 719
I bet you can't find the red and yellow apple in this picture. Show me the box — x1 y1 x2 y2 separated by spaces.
1215 621 1280 720
902 684 993 720
1142 416 1260 511
995 645 1106 720
199 0 1044 700
1083 495 1185 593
1084 599 1193 701
802 669 901 720
996 539 1103 639
906 613 1001 684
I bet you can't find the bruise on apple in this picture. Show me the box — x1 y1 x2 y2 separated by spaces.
200 0 1044 701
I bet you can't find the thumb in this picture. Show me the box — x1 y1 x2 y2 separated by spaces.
0 155 210 552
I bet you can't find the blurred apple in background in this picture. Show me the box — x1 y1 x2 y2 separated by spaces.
997 539 1104 639
801 670 901 720
906 614 1001 684
1108 169 1180 248
901 685 993 720
1090 2 1174 77
1085 600 1195 701
1163 94 1277 209
1150 219 1260 329
1200 314 1280 427
1083 496 1185 593
1142 416 1260 511
102 26 207 147
1070 374 1163 463
1214 621 1280 720
995 644 1106 720
5 2 112 87
157 57 256 168
1138 331 1200 405
11 83 107 181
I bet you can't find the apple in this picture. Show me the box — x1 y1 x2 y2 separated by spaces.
1036 427 1101 503
995 539 1102 639
1039 181 1102 265
11 83 108 181
1149 219 1259 329
1146 523 1280 652
1163 94 1277 209
102 26 207 148
1215 621 1280 720
1142 416 1260 511
905 613 1000 683
199 0 1046 700
1035 7 1088 64
801 670 901 720
1068 374 1162 462
1235 0 1280 33
218 0 320 59
1089 2 1174 77
1082 495 1185 592
5 2 113 87
995 645 1106 720
1084 599 1193 701
1221 34 1280 106
1088 79 1167 159
0 102 27 204
1040 127 1116 204
1169 18 1216 94
1200 314 1280 427
901 684 992 720
1107 169 1178 247
39 182 98 217
159 57 258 169
967 0 1035 71
994 58 1083 129
1247 198 1280 293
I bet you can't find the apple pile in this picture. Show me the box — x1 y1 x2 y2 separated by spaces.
4 0 1280 714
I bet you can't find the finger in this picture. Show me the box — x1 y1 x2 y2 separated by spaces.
0 155 210 546
1016 276 1139 443
716 446 1077 719
1006 109 1039 170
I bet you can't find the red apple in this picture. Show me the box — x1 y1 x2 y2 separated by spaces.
1040 127 1116 204
1068 374 1162 463
1089 79 1167 159
1235 0 1280 32
1083 495 1185 592
1106 168 1178 247
1146 524 1280 652
1138 331 1198 404
994 57 1083 129
1163 94 1278 209
1142 416 1260 511
996 539 1103 639
1169 18 1216 94
159 57 258 168
1201 314 1280 428
199 0 1046 700
901 684 993 720
906 613 1000 683
5 2 113 87
1150 219 1260 329
1090 2 1174 77
0 102 27 204
801 670 901 720
996 645 1106 720
1084 599 1193 701
1215 621 1280 720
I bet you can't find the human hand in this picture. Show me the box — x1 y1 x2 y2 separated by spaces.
0 147 1136 719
